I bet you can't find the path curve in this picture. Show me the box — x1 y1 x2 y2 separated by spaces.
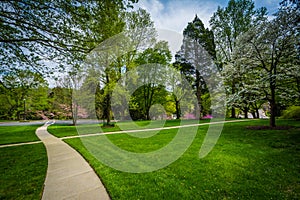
36 122 110 200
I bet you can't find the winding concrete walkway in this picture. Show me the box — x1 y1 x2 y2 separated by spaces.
36 122 110 200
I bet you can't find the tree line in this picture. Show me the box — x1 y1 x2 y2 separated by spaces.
0 0 299 127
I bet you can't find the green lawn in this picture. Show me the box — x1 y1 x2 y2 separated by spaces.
0 120 15 123
47 119 212 138
0 125 41 145
1 120 298 199
61 119 300 199
0 125 47 200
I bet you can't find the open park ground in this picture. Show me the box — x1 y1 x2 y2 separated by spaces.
0 119 299 199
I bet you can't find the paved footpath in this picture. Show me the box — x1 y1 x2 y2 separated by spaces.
36 122 110 200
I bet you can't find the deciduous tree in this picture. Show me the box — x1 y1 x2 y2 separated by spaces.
210 0 267 118
234 7 299 126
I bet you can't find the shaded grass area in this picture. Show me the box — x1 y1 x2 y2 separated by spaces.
47 123 102 138
64 119 300 199
0 120 15 123
0 144 47 200
0 125 41 145
47 119 213 138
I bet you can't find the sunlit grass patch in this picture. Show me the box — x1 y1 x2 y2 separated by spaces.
63 119 300 199
0 144 47 200
0 125 40 145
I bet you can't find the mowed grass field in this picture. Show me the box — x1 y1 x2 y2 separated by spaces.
47 119 212 138
0 120 299 199
0 125 41 145
49 119 300 199
0 125 47 200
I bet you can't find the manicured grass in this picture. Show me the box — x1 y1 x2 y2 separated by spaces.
47 119 213 138
47 123 80 138
0 124 47 199
64 119 300 199
47 123 107 138
0 120 15 123
0 125 41 145
0 144 47 200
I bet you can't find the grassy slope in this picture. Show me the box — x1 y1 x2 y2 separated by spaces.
0 125 41 145
63 119 300 199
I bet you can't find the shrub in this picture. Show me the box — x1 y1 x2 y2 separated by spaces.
281 106 300 119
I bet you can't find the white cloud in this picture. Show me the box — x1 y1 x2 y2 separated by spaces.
157 29 183 57
137 0 165 17
134 0 223 58
134 0 279 59
135 0 222 33
254 0 279 14
262 0 279 5
135 0 279 34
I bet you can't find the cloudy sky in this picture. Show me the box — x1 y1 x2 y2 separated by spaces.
134 0 280 33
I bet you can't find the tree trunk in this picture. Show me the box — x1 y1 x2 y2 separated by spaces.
70 89 78 125
244 109 248 119
105 74 111 125
231 107 236 118
270 93 276 127
17 110 20 121
230 80 236 118
106 92 111 124
144 84 153 121
270 72 276 127
195 70 202 119
256 108 260 119
175 99 181 119
72 104 78 125
251 111 256 119
145 103 150 120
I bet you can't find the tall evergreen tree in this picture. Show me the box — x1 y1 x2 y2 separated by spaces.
175 15 216 119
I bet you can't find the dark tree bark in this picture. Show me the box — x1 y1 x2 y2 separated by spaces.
256 108 260 119
231 81 236 118
105 74 112 125
175 99 181 119
195 67 202 119
270 80 276 127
